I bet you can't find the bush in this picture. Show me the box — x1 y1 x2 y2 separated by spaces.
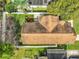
5 2 17 12
47 0 79 20
25 14 34 22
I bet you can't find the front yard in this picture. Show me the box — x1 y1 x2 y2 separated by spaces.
10 48 25 59
10 48 46 59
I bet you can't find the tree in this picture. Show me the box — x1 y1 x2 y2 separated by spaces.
14 0 28 10
47 0 79 20
0 43 14 58
5 2 17 12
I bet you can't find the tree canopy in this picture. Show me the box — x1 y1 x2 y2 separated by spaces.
0 43 14 58
47 0 79 20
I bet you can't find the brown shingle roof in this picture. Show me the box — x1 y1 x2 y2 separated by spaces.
22 22 47 33
22 21 74 33
21 15 76 44
39 15 59 32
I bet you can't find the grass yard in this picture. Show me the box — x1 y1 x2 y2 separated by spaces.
0 48 26 59
67 41 79 50
73 18 79 34
0 54 11 59
10 48 26 59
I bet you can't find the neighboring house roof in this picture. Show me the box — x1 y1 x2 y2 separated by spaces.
47 49 66 54
28 0 51 5
22 21 74 33
47 49 67 59
38 49 66 59
21 15 76 45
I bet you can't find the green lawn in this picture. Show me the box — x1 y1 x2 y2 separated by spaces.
10 48 45 59
10 48 26 59
0 54 11 59
73 18 79 34
67 41 79 50
0 48 26 59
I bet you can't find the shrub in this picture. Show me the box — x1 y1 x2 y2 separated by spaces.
0 43 14 58
5 2 17 12
25 14 34 22
47 0 79 20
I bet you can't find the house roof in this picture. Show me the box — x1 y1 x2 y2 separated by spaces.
21 15 76 44
22 15 74 33
47 49 67 59
22 21 74 33
22 22 47 33
28 0 49 5
47 49 66 54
